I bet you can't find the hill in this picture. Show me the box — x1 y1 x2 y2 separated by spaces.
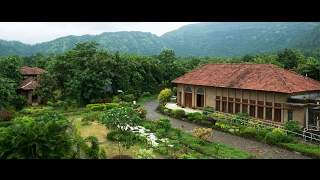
0 22 319 58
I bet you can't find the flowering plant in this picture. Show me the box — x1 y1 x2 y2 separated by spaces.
191 127 213 140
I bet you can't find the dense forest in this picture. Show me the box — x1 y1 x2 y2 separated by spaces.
1 41 320 113
0 22 319 58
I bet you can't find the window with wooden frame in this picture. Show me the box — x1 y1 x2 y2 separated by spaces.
228 97 233 113
249 100 256 117
266 102 272 120
196 88 204 107
274 103 282 122
242 99 248 114
216 96 220 111
222 97 227 112
235 98 240 113
257 101 264 119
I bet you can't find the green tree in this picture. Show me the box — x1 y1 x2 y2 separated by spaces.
48 41 114 105
100 106 141 133
111 51 132 95
34 72 58 103
242 54 255 62
0 78 17 113
100 106 141 157
157 49 184 88
292 56 320 80
276 48 302 69
0 55 23 87
22 53 48 69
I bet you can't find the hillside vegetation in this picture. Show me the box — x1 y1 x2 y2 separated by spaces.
0 22 319 58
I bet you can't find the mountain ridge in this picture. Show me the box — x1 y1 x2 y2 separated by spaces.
0 22 319 58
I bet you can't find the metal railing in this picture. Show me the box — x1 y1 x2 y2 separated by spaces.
217 116 320 144
302 128 320 143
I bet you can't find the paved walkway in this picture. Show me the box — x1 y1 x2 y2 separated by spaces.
141 98 312 159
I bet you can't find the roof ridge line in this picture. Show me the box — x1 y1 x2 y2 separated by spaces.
271 65 293 93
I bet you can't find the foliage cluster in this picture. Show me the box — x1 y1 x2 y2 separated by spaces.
0 114 74 159
158 88 172 106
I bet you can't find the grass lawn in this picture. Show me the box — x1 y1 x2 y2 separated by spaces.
70 115 164 159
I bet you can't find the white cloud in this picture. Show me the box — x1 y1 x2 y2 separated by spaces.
0 22 199 45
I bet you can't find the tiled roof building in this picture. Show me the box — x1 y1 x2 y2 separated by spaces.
172 63 320 130
16 66 47 105
20 66 48 76
16 77 39 90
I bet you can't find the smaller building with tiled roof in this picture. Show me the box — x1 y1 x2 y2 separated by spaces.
16 77 39 90
20 66 48 76
172 63 320 130
16 66 47 105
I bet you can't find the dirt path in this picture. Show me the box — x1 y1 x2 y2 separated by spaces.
141 98 312 159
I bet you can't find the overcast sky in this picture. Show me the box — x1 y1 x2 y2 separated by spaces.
0 22 200 45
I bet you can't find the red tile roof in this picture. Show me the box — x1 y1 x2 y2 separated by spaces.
171 63 320 93
16 77 39 90
20 66 47 76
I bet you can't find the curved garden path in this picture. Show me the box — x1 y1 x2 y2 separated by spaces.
141 98 312 159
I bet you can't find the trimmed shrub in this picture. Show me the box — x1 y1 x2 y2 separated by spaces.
240 127 257 138
265 128 293 145
172 109 186 119
201 106 214 115
194 115 203 124
265 131 282 145
90 105 105 111
186 112 202 122
104 103 119 110
86 103 119 111
158 88 172 106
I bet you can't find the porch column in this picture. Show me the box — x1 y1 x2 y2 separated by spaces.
305 106 308 128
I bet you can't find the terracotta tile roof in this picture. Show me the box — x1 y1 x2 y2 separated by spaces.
171 63 320 93
16 77 39 90
20 66 47 76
